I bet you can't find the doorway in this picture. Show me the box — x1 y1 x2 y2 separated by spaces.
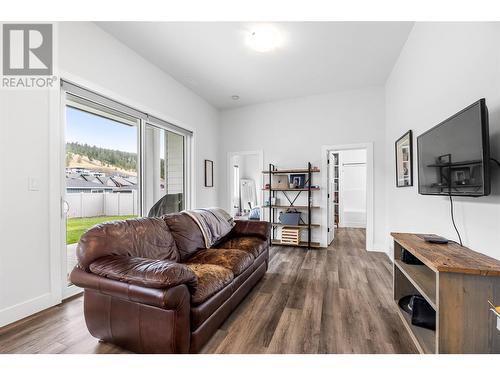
322 143 374 250
328 149 367 244
227 151 263 219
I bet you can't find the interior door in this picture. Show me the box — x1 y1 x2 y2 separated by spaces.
327 151 335 244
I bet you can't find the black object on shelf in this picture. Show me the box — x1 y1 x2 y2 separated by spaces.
402 249 424 265
399 295 436 331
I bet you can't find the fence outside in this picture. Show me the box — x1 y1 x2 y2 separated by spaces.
67 191 138 218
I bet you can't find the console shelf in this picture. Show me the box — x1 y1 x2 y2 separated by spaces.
396 305 435 354
392 233 500 354
394 259 436 309
264 162 321 249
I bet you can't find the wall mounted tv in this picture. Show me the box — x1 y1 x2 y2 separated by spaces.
417 99 490 197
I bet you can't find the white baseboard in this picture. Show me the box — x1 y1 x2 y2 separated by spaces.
341 221 367 228
0 292 57 328
368 241 389 254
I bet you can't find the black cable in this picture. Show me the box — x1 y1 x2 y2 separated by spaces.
444 158 499 248
449 194 463 246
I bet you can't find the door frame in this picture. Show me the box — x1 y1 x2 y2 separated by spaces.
321 142 374 251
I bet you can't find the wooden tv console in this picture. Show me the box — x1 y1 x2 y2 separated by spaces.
391 233 500 354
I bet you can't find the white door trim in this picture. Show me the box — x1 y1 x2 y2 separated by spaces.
321 142 374 251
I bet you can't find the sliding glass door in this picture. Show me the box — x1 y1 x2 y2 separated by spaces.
61 81 192 297
63 97 140 292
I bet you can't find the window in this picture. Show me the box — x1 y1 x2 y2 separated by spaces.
143 123 186 215
61 81 192 289
61 81 192 218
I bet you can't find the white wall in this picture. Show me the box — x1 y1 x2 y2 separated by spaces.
0 89 54 326
219 87 386 248
385 22 500 260
0 22 220 327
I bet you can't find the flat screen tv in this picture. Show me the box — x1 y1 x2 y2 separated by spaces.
417 99 490 197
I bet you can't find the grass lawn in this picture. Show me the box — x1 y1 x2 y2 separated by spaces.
67 215 135 244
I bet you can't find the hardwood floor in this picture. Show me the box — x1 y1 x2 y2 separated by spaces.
0 228 417 354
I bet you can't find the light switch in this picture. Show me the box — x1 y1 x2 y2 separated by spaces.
28 177 40 191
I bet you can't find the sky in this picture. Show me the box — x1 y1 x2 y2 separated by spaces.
66 106 138 153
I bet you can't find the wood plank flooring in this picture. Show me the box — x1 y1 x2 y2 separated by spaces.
0 228 417 354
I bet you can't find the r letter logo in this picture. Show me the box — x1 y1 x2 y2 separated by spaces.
3 24 53 75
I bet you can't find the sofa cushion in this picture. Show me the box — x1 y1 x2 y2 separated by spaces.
186 249 254 276
185 264 234 305
232 220 270 241
190 280 234 330
216 237 267 258
89 255 197 291
162 212 206 261
77 217 180 271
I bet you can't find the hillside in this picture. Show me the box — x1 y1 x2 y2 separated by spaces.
66 142 137 176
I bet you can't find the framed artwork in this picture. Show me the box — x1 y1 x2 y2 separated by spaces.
204 160 214 187
289 173 306 188
395 130 413 187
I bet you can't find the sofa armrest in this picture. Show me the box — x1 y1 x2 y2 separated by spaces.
88 255 197 291
70 266 191 310
231 220 271 241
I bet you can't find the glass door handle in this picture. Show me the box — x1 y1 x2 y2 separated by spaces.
62 198 69 216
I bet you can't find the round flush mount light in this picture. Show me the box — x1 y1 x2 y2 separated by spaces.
246 25 283 53
231 95 240 100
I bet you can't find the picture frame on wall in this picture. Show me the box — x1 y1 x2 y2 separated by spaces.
204 159 214 187
395 130 413 187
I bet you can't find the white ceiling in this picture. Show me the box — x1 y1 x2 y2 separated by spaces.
97 22 414 109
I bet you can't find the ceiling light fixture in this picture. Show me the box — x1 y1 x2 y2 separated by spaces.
231 95 240 100
246 25 283 53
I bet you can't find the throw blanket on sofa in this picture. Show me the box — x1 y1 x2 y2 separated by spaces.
183 208 235 248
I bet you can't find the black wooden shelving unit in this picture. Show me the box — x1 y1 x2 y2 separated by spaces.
262 162 320 249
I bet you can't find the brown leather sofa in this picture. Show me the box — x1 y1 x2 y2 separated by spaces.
70 212 271 353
